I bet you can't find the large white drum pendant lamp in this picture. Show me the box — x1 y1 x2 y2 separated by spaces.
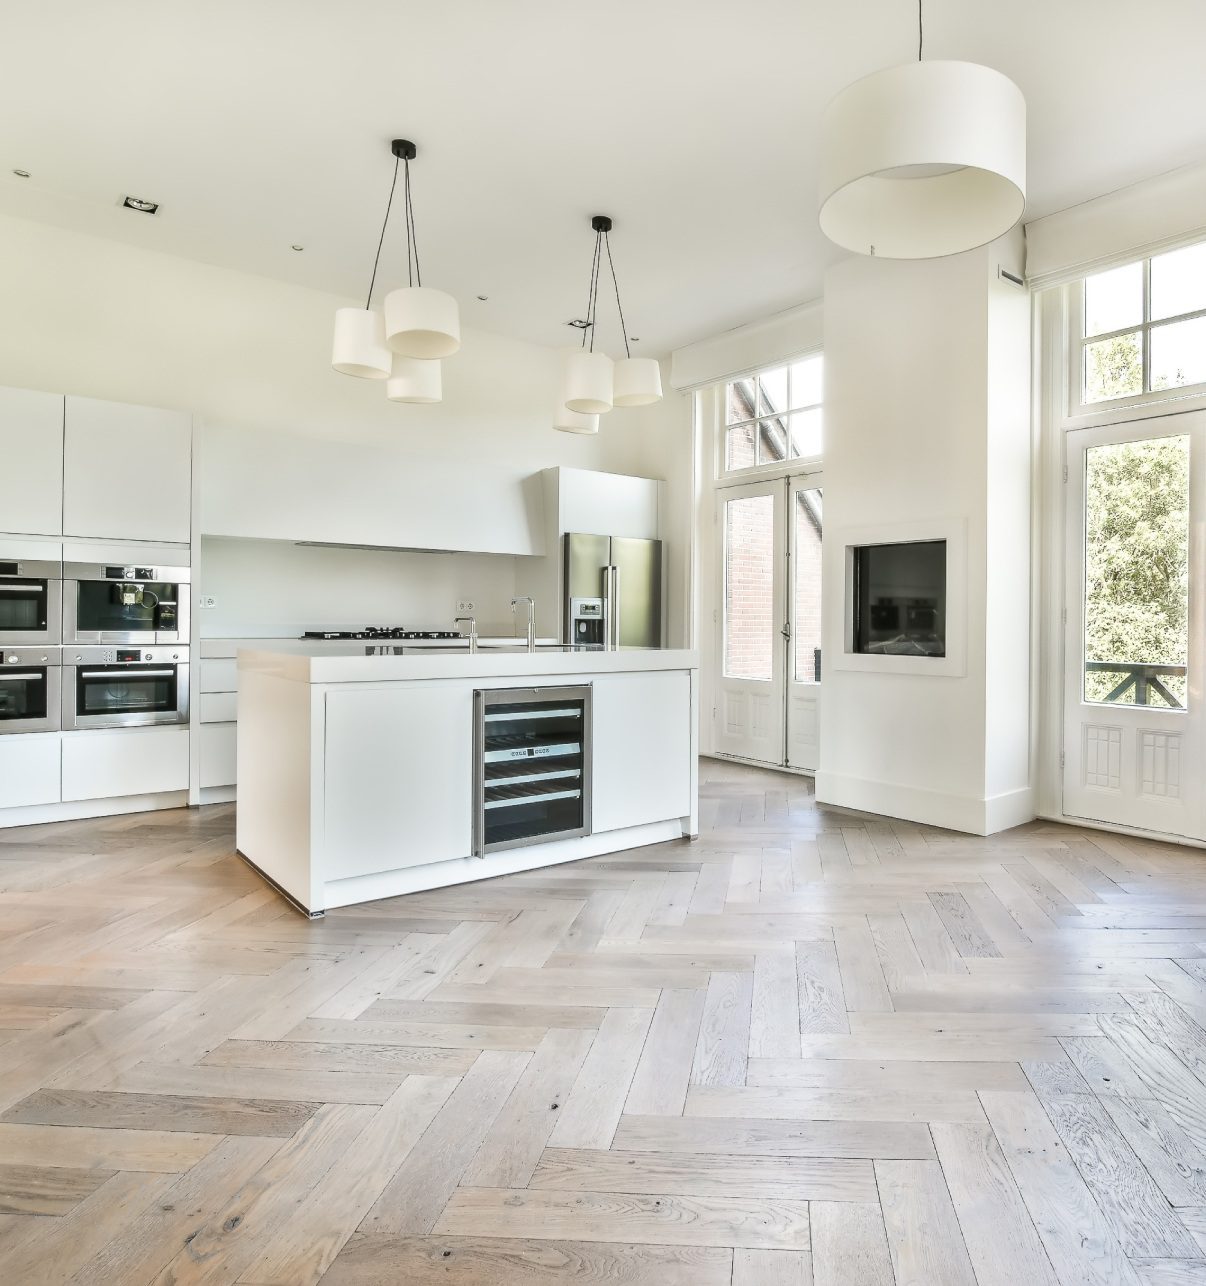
386 355 442 404
384 286 461 359
819 11 1026 262
554 398 599 434
613 356 663 407
331 307 391 379
564 350 614 415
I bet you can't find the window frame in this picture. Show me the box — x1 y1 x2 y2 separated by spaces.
718 351 824 481
1071 240 1206 417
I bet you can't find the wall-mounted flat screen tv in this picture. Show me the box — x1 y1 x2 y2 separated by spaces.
851 539 946 657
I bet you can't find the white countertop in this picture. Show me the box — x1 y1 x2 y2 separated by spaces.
238 644 699 684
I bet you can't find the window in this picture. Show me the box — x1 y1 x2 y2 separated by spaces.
724 355 823 473
1080 240 1206 406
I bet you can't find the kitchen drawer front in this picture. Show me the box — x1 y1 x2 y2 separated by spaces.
0 734 61 809
199 722 236 789
200 659 238 693
62 727 189 801
200 691 237 723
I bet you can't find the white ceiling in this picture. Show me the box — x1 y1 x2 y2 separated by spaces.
5 0 1206 356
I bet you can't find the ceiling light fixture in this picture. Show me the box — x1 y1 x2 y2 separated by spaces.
818 0 1025 258
382 141 461 360
121 195 160 214
561 215 662 420
12 169 30 178
386 355 442 404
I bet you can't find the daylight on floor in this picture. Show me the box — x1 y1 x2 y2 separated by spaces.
4 2 1206 1282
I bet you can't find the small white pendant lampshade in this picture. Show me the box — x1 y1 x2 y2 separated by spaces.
819 60 1026 259
564 350 614 415
331 307 392 379
554 398 599 434
612 357 663 407
383 285 461 359
386 356 442 404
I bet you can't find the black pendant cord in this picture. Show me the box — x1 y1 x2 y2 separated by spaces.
603 231 631 360
404 157 423 289
582 229 603 351
365 155 400 309
918 0 924 60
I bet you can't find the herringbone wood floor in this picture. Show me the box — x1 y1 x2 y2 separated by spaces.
1 760 1206 1283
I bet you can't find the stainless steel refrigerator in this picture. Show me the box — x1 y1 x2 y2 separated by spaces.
563 533 663 649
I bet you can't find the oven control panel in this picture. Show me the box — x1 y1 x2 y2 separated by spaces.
69 649 183 664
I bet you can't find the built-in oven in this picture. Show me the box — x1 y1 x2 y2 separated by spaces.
63 563 190 645
62 646 189 729
0 648 61 734
0 559 62 647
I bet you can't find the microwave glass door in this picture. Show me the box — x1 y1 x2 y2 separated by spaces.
74 581 179 636
77 665 177 718
0 577 49 634
0 668 49 723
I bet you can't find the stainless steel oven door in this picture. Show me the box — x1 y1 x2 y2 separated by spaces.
63 563 190 645
63 647 189 729
0 560 62 647
0 648 62 734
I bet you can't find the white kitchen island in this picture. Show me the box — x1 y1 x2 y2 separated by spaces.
236 645 699 914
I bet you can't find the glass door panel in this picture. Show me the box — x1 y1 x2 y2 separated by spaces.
1064 416 1204 838
715 480 787 764
787 477 823 771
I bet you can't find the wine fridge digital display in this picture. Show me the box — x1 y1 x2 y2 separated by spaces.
473 685 592 857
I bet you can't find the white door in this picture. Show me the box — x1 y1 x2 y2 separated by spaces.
1063 415 1204 838
713 479 787 764
787 474 823 771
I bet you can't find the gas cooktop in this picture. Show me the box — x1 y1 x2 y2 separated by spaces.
301 627 464 641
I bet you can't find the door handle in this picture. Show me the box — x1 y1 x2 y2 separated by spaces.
780 623 792 640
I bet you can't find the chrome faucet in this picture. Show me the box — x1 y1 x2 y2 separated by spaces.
454 615 478 653
511 596 536 652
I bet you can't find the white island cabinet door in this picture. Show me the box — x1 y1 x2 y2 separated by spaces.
0 734 61 808
63 397 192 543
0 387 64 537
62 727 189 800
592 671 692 833
322 685 474 879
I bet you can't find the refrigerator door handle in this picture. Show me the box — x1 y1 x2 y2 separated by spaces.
603 564 619 651
611 564 621 650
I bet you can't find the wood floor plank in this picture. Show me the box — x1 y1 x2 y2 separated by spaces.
548 1006 653 1149
625 987 706 1115
810 1201 894 1286
434 1187 811 1250
613 1113 936 1159
733 1247 813 1285
0 1161 114 1215
531 1147 876 1201
876 1158 979 1285
0 1121 220 1172
690 970 754 1086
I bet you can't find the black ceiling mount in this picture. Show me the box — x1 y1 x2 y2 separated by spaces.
591 214 613 232
391 139 417 160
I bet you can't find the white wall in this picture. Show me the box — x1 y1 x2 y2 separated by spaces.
817 230 1032 835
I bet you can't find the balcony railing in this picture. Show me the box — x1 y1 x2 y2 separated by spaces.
1085 661 1187 708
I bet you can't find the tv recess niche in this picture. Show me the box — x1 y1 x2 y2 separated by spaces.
851 538 947 657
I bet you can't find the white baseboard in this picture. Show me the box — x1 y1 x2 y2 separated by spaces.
200 786 236 806
815 772 1036 836
0 791 190 830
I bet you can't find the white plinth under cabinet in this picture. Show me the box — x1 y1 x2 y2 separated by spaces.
236 645 699 914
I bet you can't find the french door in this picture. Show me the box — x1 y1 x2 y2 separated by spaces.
713 473 823 771
1063 413 1205 838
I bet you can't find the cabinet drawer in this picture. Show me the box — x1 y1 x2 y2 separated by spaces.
62 727 189 800
199 722 236 788
200 659 238 693
0 734 61 809
200 691 237 723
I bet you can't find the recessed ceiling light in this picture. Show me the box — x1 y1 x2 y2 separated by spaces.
121 195 159 214
291 244 304 252
629 336 640 343
476 295 488 301
567 318 592 330
12 169 30 178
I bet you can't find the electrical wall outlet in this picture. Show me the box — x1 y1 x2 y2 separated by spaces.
200 595 217 609
456 599 475 613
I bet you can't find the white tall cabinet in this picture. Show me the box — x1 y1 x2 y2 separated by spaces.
0 387 65 536
0 384 195 827
63 397 192 543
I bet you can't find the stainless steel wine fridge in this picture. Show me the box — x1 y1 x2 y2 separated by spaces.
473 685 592 857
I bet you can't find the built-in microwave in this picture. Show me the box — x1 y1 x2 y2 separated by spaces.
62 646 189 729
0 559 62 647
0 647 61 734
63 563 190 646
